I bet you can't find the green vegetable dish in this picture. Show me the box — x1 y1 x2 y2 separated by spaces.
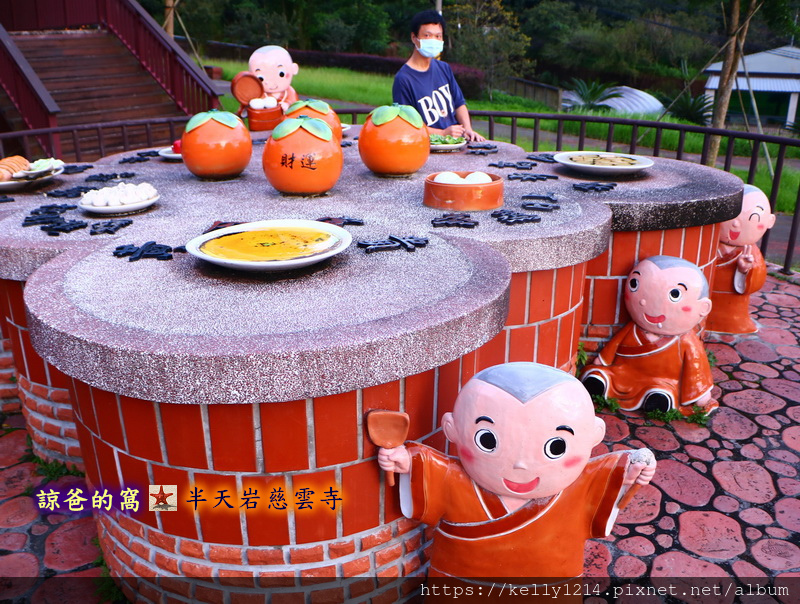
430 135 466 145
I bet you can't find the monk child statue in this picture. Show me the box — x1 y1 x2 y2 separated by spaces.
247 45 299 112
706 184 776 334
378 362 656 591
581 255 717 416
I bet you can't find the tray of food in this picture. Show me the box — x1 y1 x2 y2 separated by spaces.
430 134 467 152
553 151 654 175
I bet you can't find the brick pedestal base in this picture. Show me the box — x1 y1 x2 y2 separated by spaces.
464 264 588 379
71 369 459 602
0 278 82 468
0 279 20 412
581 224 721 355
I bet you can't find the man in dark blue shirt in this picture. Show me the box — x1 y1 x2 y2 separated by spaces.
392 10 485 142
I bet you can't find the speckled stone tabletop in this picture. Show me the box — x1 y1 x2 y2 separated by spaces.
0 135 742 402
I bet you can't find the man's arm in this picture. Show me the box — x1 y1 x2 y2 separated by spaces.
454 105 485 142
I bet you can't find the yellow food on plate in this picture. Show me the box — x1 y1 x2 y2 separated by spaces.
200 227 340 262
569 153 639 166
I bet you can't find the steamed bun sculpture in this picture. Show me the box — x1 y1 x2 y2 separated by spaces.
706 184 776 334
581 255 717 416
376 362 656 586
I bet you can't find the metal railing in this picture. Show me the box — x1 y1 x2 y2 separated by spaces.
2 109 798 273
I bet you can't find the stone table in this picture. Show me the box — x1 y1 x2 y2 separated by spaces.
0 137 612 601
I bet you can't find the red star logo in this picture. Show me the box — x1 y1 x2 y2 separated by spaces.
150 485 173 506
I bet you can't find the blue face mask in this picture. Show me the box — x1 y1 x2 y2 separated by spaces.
418 38 444 58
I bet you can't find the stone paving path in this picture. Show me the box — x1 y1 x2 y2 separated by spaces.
0 275 799 603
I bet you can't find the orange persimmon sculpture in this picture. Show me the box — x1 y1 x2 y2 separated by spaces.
358 103 429 176
377 362 656 588
263 116 343 195
181 110 252 179
706 184 776 334
284 100 342 141
581 256 716 417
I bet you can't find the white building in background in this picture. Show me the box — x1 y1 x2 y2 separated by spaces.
704 45 800 128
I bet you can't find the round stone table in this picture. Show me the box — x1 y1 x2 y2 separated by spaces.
0 135 612 602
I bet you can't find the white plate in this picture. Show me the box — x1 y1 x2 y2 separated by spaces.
79 195 159 215
553 151 654 175
341 123 352 135
186 219 352 272
14 166 53 179
431 141 467 153
0 166 64 191
158 148 183 161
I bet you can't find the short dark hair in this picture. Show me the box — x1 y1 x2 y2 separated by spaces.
411 10 445 36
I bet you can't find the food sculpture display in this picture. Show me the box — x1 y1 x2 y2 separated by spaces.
263 116 343 195
581 255 717 416
424 171 503 211
377 362 656 585
0 155 30 180
181 110 252 180
358 104 429 176
284 99 343 141
706 184 776 334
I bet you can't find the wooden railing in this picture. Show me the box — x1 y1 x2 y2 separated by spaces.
100 0 217 115
0 22 60 155
2 110 798 273
0 0 216 153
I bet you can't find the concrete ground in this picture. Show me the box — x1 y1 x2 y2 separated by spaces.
1 274 799 603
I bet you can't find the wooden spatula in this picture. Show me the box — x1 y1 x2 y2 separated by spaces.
366 410 410 487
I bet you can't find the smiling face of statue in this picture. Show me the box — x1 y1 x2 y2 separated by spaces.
248 46 298 96
623 258 711 336
441 376 605 501
719 186 776 247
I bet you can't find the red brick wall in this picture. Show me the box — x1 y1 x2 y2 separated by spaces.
0 278 81 467
469 265 588 377
71 373 450 601
581 224 720 355
0 279 21 412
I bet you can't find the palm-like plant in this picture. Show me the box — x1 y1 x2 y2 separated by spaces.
667 93 714 125
567 78 622 112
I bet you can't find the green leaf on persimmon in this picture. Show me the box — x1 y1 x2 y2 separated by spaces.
301 117 333 141
287 99 331 114
370 105 400 126
398 105 424 128
185 111 242 133
271 118 303 140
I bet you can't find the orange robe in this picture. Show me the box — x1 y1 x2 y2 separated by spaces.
401 444 628 583
581 323 713 415
706 245 766 334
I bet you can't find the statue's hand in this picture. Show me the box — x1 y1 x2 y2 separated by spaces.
378 446 411 474
738 254 754 273
624 448 656 486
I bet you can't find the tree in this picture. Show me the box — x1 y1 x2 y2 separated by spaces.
705 0 799 166
445 0 532 99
